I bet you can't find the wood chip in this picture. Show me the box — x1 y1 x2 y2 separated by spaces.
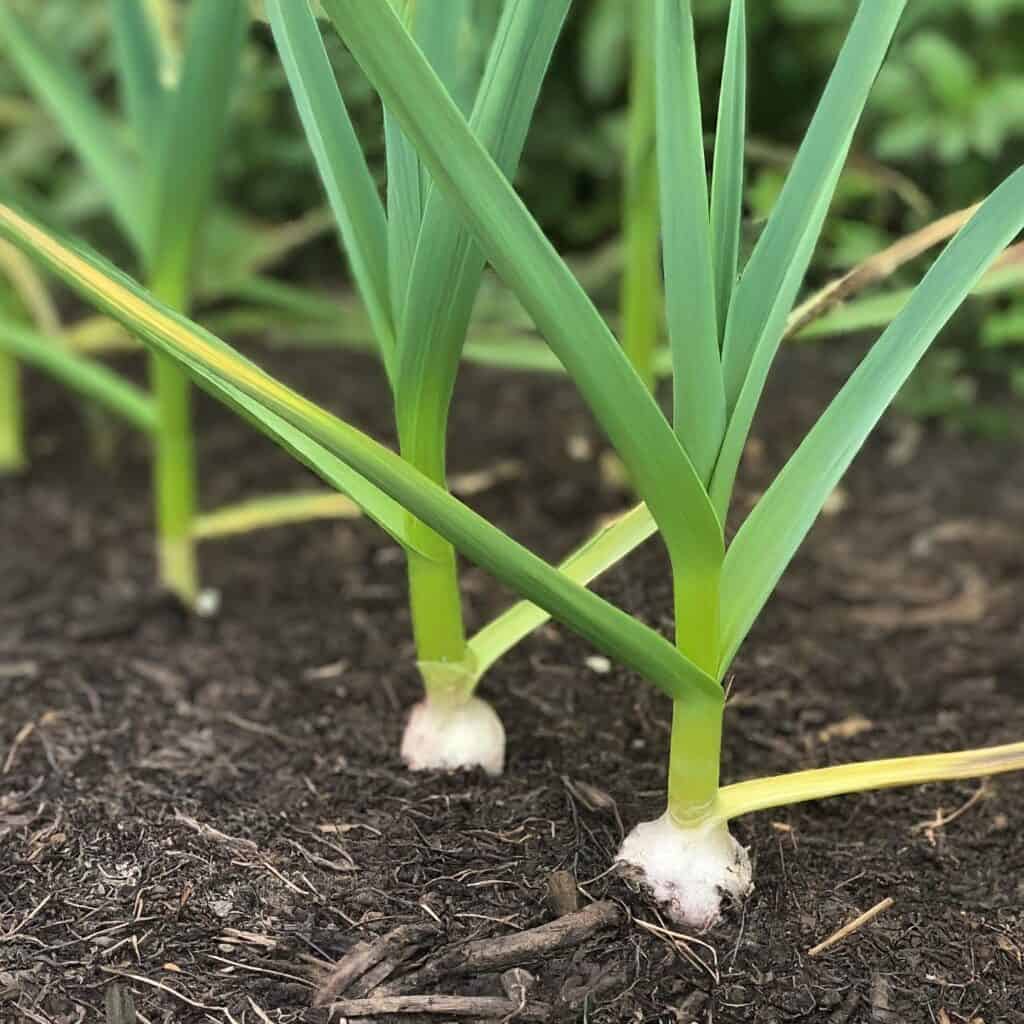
546 870 579 917
817 716 873 744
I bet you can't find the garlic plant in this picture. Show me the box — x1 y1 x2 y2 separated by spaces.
265 0 567 772
0 0 337 603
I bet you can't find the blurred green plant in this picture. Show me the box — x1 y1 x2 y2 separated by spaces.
0 0 352 604
5 0 1021 445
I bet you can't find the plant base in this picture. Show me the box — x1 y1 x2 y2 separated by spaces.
157 534 198 608
617 812 752 928
400 696 505 776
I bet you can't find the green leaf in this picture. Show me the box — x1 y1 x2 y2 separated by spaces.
0 5 145 248
193 490 361 540
395 0 570 477
384 0 427 330
0 200 721 710
719 167 1024 676
0 315 156 432
654 0 724 483
109 0 163 151
145 0 247 303
216 380 434 555
709 0 747 336
712 2 907 518
620 0 660 390
385 0 466 326
265 0 395 369
320 0 724 666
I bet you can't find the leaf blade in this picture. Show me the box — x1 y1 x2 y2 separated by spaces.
620 0 660 390
712 2 907 517
109 0 163 151
709 0 747 334
0 315 156 432
654 0 724 482
385 0 467 326
193 491 361 540
395 0 570 471
719 167 1024 675
265 0 395 366
469 503 658 679
145 0 247 299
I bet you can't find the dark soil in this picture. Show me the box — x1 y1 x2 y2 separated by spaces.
2 345 1023 1024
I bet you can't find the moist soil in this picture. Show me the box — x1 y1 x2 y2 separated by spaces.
2 344 1022 1024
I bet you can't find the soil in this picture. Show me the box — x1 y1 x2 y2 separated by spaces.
2 344 1023 1024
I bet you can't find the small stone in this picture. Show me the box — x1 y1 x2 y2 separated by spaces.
566 435 593 461
585 655 612 674
195 588 221 618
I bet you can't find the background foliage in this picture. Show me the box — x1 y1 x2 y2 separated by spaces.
2 0 1022 431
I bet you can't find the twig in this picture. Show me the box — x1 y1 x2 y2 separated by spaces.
912 782 989 845
378 901 622 996
98 967 224 1012
173 811 258 853
314 924 438 1005
311 995 553 1020
808 897 895 957
785 204 981 339
0 893 51 941
247 999 274 1024
2 721 35 774
204 953 313 987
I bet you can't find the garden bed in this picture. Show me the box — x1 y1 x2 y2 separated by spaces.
2 345 1022 1023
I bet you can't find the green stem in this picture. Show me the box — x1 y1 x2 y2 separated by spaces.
666 697 723 826
667 563 724 825
149 269 198 604
399 422 470 703
620 0 659 391
0 347 25 472
406 541 471 691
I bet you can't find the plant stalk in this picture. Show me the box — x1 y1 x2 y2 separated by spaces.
667 564 724 826
0 347 25 472
399 425 470 705
667 696 724 826
149 268 198 604
621 0 659 391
